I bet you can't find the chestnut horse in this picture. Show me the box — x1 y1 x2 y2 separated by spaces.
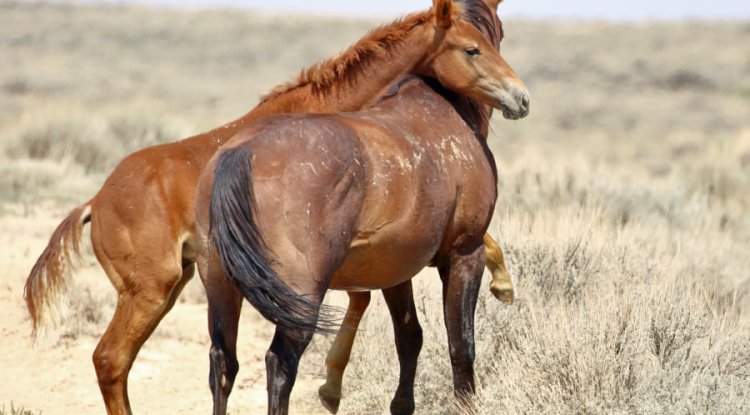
23 1 514 414
196 0 529 414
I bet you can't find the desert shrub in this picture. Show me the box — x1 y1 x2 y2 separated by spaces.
107 113 186 153
0 157 99 207
509 238 599 304
3 119 114 173
659 69 717 92
0 111 191 205
2 77 30 95
0 158 64 202
1 113 189 174
0 403 39 415
58 286 113 341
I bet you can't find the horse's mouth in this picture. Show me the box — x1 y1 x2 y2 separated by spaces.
502 107 525 120
497 91 530 120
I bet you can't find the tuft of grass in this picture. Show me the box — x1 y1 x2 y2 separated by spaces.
0 403 40 415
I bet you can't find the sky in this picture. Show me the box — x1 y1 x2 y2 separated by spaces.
86 0 750 20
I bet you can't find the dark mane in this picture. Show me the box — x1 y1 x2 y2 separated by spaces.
458 0 502 48
452 0 504 137
259 11 432 104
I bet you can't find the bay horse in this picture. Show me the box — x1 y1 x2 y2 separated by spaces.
196 0 529 413
23 1 515 414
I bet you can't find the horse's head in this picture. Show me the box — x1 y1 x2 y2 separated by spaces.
419 0 530 120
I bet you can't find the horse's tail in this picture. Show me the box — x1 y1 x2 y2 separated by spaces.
209 147 336 334
24 202 92 338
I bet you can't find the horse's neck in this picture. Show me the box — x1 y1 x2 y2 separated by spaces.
252 27 433 118
184 22 434 158
422 77 493 141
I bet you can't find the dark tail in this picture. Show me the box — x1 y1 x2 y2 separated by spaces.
24 202 92 338
209 147 337 334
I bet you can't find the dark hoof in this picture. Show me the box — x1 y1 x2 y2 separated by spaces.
318 383 341 414
390 397 415 415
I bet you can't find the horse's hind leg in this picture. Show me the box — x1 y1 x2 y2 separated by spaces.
439 245 484 401
263 282 325 415
92 259 191 415
318 291 371 414
484 233 514 304
383 281 423 415
265 323 318 415
203 261 243 415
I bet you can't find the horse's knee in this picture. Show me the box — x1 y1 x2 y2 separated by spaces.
403 325 423 358
410 322 423 349
396 316 423 356
93 344 127 387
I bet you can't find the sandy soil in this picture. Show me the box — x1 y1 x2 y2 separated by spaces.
0 205 336 415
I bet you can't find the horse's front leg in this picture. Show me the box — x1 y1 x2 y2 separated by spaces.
438 244 485 398
383 281 423 415
318 291 371 414
483 233 515 304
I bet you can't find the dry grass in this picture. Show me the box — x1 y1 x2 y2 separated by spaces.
308 146 750 413
0 404 39 415
1 2 749 414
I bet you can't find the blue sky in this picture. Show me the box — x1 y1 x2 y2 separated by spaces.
91 0 750 20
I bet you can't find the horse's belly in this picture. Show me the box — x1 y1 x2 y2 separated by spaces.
328 228 440 291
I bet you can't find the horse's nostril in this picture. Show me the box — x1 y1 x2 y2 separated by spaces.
521 95 530 110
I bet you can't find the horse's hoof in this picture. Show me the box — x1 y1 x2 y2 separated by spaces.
390 397 415 415
490 282 515 304
318 383 341 414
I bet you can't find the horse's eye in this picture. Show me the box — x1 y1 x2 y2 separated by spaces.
465 47 481 57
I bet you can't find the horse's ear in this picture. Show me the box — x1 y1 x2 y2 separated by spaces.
433 0 454 30
486 0 503 11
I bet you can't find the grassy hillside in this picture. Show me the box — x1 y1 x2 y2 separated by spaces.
1 2 748 414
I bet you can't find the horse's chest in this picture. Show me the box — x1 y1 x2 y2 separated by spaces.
438 137 497 251
328 135 494 290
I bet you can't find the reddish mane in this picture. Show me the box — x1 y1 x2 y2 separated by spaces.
259 0 501 112
259 11 432 103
